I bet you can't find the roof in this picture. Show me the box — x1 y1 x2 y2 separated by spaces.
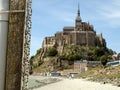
63 27 74 32
63 26 74 30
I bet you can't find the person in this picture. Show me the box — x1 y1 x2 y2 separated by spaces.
71 74 74 78
69 74 72 79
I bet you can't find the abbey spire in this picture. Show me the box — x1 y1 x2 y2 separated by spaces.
77 2 80 17
75 1 82 31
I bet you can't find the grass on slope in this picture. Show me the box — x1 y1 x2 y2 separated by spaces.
75 65 120 81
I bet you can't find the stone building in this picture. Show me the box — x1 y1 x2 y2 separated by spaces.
74 61 87 73
42 36 56 48
42 5 106 51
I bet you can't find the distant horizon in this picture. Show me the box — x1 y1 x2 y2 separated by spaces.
31 0 120 56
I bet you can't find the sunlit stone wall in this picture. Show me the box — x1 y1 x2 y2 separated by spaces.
5 0 26 90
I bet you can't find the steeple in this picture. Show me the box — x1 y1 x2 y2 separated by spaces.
75 0 82 31
77 1 80 17
76 0 81 21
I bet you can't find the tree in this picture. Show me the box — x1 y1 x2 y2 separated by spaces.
100 55 107 66
117 53 120 59
59 54 82 61
36 48 41 55
30 55 35 60
107 55 112 60
47 47 58 56
59 54 67 60
67 54 74 60
93 48 105 57
107 48 114 55
38 60 44 66
73 54 82 60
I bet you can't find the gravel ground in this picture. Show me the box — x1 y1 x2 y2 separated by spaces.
28 76 62 90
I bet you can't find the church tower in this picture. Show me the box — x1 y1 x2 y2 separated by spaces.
75 2 82 31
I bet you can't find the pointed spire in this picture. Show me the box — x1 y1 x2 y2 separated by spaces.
77 0 80 17
75 0 82 22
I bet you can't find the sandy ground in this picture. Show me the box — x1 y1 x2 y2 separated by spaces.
33 77 120 90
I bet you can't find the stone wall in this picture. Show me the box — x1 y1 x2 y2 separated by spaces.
5 0 26 90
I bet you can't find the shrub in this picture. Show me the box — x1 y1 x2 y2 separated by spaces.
38 60 44 66
73 54 82 60
30 55 35 60
100 55 107 66
59 54 82 61
47 47 58 56
59 55 67 60
93 48 104 57
36 48 41 55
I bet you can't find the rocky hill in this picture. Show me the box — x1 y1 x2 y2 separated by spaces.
30 46 114 74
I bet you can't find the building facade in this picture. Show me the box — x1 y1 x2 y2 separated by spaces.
74 61 87 73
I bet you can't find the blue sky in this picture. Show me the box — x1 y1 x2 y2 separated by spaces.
31 0 120 56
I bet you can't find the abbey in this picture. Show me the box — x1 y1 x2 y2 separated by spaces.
42 5 106 52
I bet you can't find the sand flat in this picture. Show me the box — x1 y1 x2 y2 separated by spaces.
33 78 120 90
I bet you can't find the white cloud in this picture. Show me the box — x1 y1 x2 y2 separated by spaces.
100 8 120 19
87 0 120 28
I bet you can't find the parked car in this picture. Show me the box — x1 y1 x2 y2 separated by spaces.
50 72 61 77
69 72 79 78
106 60 120 67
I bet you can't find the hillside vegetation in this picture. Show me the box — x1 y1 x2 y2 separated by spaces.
75 65 120 86
30 45 116 74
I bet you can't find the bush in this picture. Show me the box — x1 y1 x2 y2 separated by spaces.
47 47 58 56
73 54 82 60
93 48 105 57
30 55 35 60
38 60 44 66
67 54 74 60
100 55 107 66
36 48 41 55
59 55 67 60
59 54 82 61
